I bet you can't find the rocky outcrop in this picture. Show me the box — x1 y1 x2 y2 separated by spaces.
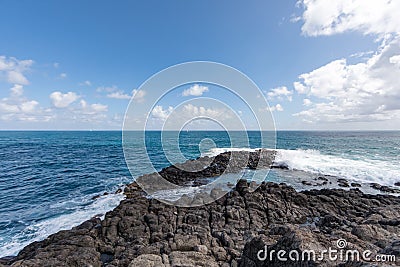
1 150 399 266
139 150 276 187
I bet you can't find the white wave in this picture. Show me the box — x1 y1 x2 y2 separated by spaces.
275 149 400 186
148 186 202 202
0 192 125 257
203 147 260 157
205 147 400 186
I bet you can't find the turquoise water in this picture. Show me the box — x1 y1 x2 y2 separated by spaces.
0 131 399 256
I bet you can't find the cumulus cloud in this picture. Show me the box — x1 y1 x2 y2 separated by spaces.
0 85 53 122
303 98 312 106
59 73 67 79
290 0 400 126
79 100 108 114
10 84 24 97
132 89 146 103
390 55 400 67
0 56 33 85
7 71 29 85
182 84 209 96
259 104 284 113
294 37 400 123
90 103 108 112
270 104 284 112
181 103 230 118
20 100 39 113
0 102 19 113
50 91 79 108
267 86 293 101
293 59 348 97
150 104 232 122
148 103 240 130
43 99 110 126
298 0 400 37
151 105 173 120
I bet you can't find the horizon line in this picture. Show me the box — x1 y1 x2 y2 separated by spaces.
1 129 400 132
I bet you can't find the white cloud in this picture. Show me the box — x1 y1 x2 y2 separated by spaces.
0 85 109 126
259 104 284 113
181 103 229 117
0 102 19 113
390 55 400 67
298 0 400 37
151 105 173 120
294 59 348 98
267 86 293 101
10 84 24 97
107 91 131 100
107 89 145 101
57 99 109 124
20 100 39 113
148 103 240 130
350 50 374 59
7 71 29 85
90 103 108 112
78 100 108 114
132 89 146 103
100 86 145 102
50 91 79 108
59 73 67 79
0 85 53 122
290 0 400 127
303 98 312 106
294 37 400 123
182 84 209 96
270 104 284 112
0 56 33 85
150 103 232 122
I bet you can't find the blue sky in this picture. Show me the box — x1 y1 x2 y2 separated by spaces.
1 0 399 130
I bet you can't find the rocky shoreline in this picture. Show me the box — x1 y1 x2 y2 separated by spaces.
1 150 400 266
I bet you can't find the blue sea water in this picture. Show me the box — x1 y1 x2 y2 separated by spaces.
0 131 400 256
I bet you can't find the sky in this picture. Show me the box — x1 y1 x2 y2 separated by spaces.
1 0 400 130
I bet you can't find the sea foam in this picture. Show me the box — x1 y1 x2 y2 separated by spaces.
206 147 400 186
0 192 124 257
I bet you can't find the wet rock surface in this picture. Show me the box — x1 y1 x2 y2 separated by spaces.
139 150 276 188
1 150 400 267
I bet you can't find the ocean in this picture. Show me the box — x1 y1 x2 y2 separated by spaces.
1 131 399 256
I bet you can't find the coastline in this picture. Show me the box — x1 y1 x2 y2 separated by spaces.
1 150 400 266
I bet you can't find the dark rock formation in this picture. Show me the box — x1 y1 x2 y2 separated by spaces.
370 183 400 194
1 150 399 266
151 150 276 186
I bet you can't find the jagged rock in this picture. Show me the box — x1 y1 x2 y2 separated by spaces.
194 245 208 255
380 240 400 256
1 150 399 267
169 251 218 267
370 183 400 193
128 254 164 267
